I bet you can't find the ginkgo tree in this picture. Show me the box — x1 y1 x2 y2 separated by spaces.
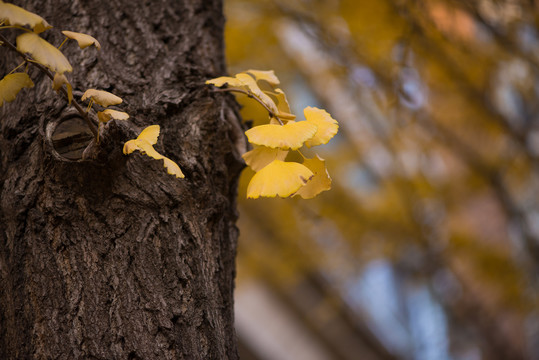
207 70 339 198
1 2 337 200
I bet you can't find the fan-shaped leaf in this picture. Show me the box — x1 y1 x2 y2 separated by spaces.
162 157 184 178
265 88 295 120
81 89 122 107
123 125 184 179
52 73 72 103
0 72 34 106
246 69 280 86
207 72 279 115
205 76 244 88
247 160 313 199
97 109 129 122
61 30 101 50
245 121 317 150
242 146 288 171
17 32 72 73
235 73 278 114
295 155 332 199
304 107 339 147
137 124 159 145
0 1 51 33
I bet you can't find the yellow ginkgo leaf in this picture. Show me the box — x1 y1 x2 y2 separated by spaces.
123 125 160 155
17 32 72 74
97 109 129 122
205 76 244 88
0 72 34 107
0 1 51 33
265 88 295 120
81 89 122 107
52 73 72 104
61 30 101 50
246 69 280 86
162 157 185 178
303 107 339 147
242 146 288 171
136 124 160 145
123 125 184 179
294 155 332 199
235 73 279 115
247 160 313 199
245 121 317 150
207 72 279 116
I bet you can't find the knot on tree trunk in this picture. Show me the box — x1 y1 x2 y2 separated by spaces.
45 109 139 164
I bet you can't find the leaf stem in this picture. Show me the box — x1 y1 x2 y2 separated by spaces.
212 87 285 125
58 37 68 50
7 60 26 75
0 33 98 138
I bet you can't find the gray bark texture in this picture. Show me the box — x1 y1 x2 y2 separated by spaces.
0 0 244 359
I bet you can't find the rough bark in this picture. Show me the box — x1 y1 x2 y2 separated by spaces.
0 0 244 359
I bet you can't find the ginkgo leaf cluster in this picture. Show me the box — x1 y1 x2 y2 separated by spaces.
207 70 339 199
1 2 184 182
0 1 101 108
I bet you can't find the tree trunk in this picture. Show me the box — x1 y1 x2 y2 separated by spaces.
0 0 244 358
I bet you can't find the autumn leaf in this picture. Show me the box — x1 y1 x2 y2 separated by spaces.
303 107 339 147
61 30 101 50
245 121 317 150
207 72 280 116
246 69 280 86
242 146 288 171
0 72 34 106
81 89 122 107
17 32 72 74
267 88 295 120
0 1 51 33
206 75 244 88
246 160 314 199
294 155 332 199
97 109 129 122
136 124 160 145
123 125 184 179
235 73 279 115
52 73 72 104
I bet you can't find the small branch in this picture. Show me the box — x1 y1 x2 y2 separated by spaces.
212 87 284 125
0 33 98 138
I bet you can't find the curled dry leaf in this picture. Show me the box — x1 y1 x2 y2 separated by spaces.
17 32 72 74
247 160 314 199
82 89 122 107
0 72 34 106
61 30 101 50
52 73 72 104
245 121 317 150
0 1 51 33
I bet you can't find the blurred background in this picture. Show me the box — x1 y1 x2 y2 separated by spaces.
224 1 539 359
